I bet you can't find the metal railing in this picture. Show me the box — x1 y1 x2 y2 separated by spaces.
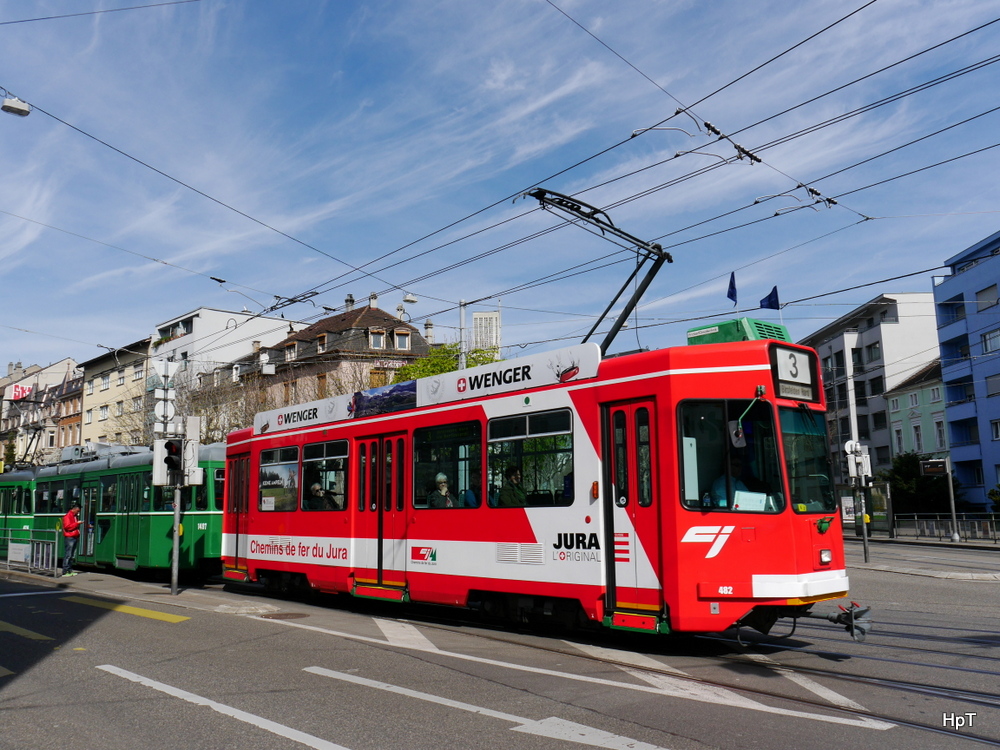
1 527 59 576
891 513 999 543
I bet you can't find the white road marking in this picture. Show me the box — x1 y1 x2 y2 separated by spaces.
742 653 869 711
306 666 671 749
252 616 892 729
568 642 761 706
375 619 439 651
97 665 351 750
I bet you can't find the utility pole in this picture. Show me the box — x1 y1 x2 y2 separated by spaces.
458 300 467 370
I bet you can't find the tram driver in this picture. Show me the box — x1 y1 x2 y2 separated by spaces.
710 454 748 508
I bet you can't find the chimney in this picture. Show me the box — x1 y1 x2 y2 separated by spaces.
369 292 378 309
7 362 11 377
424 320 435 344
345 294 355 311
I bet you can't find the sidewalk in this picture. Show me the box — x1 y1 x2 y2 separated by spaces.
845 535 1000 581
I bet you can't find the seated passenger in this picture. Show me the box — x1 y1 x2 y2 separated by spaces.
427 473 455 508
498 465 527 507
710 455 748 508
308 482 342 510
458 470 481 508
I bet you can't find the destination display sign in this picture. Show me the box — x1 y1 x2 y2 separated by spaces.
769 344 820 402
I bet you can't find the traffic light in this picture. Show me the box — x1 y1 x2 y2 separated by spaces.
152 439 184 486
164 439 183 473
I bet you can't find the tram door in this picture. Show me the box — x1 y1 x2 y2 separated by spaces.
227 453 251 571
80 483 99 558
603 400 661 614
356 433 408 588
115 474 141 560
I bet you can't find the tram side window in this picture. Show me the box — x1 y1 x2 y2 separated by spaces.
16 486 30 515
36 482 60 514
487 409 574 508
214 468 225 511
413 422 481 509
259 447 300 512
195 468 225 511
7 486 27 515
100 476 117 512
153 485 171 511
67 481 81 511
678 400 784 513
193 484 205 511
301 440 349 511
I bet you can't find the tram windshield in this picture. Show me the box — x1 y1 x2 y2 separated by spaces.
779 406 837 514
679 399 784 513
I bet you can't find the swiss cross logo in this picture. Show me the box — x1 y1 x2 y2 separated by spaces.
681 526 735 559
410 547 436 562
456 378 467 393
276 414 284 426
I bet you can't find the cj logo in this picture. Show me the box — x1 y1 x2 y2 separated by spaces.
411 547 436 562
681 526 735 559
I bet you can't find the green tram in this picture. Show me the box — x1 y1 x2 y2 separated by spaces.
2 444 225 574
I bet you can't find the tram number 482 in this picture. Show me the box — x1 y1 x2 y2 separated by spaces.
717 586 734 595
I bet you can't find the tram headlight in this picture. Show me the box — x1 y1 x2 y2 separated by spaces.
819 549 832 565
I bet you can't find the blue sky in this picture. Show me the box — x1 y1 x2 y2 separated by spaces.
1 0 998 374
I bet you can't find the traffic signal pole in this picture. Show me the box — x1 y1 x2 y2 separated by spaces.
845 440 871 563
171 479 182 596
151 361 203 596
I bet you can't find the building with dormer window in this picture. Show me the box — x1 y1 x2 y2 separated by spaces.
190 295 430 441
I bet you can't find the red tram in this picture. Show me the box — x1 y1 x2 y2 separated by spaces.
223 336 853 636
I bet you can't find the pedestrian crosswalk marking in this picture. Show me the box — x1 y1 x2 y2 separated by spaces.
0 620 54 640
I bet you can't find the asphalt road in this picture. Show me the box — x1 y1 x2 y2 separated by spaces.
1 543 997 750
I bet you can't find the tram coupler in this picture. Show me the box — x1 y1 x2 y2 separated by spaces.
802 601 872 642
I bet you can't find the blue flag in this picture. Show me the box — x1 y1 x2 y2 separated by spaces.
760 286 780 310
727 272 737 306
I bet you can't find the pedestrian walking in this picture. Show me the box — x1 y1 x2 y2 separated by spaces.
61 502 81 577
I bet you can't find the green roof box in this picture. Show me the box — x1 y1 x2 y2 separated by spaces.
687 317 790 344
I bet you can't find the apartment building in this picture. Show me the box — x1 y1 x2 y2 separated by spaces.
933 229 1000 507
798 293 938 484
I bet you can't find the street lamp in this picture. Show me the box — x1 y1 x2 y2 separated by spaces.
2 96 30 117
396 293 417 322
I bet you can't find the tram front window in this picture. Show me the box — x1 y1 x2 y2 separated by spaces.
780 407 837 513
679 399 784 513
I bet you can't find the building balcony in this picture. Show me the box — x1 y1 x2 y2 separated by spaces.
945 398 978 422
949 441 982 463
936 313 968 337
942 357 973 383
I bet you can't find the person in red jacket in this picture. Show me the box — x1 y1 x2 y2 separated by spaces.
61 502 81 577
